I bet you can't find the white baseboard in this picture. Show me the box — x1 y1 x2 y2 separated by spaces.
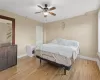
17 54 27 58
78 55 100 70
97 53 100 70
97 59 100 70
78 55 98 62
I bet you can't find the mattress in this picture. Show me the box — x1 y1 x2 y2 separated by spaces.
35 43 79 66
36 50 72 66
41 43 79 59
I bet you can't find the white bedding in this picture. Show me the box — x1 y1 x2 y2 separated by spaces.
36 39 80 66
40 43 79 60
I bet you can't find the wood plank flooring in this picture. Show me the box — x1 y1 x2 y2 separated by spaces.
0 56 100 80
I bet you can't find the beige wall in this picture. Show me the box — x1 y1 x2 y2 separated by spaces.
44 11 98 58
0 9 40 56
0 9 98 58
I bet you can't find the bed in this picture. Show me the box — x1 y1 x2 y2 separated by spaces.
35 38 80 74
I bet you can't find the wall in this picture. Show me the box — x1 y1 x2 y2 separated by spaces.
0 9 40 56
44 11 98 58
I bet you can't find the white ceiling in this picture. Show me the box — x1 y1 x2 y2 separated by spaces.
0 0 99 23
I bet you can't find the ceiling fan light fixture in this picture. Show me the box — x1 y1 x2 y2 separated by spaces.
44 12 48 15
35 4 56 17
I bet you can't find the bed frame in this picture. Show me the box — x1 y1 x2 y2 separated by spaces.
36 55 71 75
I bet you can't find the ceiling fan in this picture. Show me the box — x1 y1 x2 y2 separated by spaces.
35 4 56 17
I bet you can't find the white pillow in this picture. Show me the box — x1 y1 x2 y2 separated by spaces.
56 38 65 45
51 39 58 44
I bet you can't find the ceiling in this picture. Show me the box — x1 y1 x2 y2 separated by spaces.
0 0 99 23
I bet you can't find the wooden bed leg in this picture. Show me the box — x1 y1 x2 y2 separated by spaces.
64 67 66 75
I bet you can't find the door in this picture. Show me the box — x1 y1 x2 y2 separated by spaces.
36 26 43 49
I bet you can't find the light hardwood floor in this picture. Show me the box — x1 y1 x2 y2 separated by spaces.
0 56 100 80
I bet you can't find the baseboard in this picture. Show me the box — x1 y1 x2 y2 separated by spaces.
97 59 100 70
17 54 27 58
78 55 98 62
78 55 100 70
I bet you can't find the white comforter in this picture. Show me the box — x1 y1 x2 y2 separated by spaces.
40 43 79 60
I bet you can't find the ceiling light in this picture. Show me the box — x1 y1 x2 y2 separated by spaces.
44 12 48 15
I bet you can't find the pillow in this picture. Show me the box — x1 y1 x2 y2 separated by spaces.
56 38 65 45
64 40 79 47
51 39 58 44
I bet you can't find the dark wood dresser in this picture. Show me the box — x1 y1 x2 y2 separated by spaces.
0 44 17 71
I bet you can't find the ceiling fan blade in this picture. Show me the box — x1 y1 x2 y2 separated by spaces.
49 7 56 11
37 5 44 10
49 12 56 16
35 11 42 14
